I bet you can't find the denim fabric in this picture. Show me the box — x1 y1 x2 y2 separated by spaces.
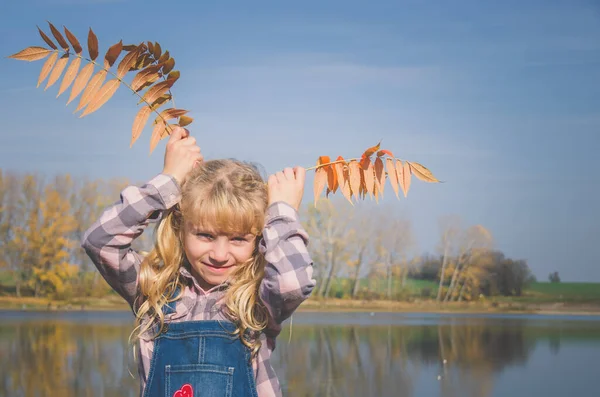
143 299 258 397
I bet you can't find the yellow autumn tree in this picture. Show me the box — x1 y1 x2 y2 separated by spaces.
36 177 79 298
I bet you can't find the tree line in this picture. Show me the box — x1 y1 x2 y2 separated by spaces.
0 170 536 301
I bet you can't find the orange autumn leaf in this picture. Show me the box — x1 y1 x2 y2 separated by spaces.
104 40 123 68
178 115 193 127
37 51 58 87
80 79 121 117
377 149 393 157
408 161 440 183
57 56 81 97
75 70 106 112
66 63 94 105
37 27 57 50
48 22 69 50
374 157 385 196
362 141 381 159
130 106 152 147
63 26 82 54
396 159 412 198
386 158 399 198
361 157 375 199
8 46 53 61
45 53 69 90
149 122 168 154
347 160 361 200
325 165 338 195
86 28 99 60
313 167 327 204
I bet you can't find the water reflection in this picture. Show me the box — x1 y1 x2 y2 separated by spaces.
1 312 599 397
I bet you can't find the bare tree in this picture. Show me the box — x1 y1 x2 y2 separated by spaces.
436 215 461 301
302 199 354 298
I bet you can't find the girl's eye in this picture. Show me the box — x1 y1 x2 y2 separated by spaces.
196 233 214 240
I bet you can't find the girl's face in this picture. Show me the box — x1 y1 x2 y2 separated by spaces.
182 221 256 291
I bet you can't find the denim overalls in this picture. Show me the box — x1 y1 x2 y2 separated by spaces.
142 295 259 397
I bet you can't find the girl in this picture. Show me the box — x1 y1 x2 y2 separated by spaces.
81 127 316 397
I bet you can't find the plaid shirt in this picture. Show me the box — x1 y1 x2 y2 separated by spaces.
81 174 316 397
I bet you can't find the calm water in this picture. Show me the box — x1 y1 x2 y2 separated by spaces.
1 310 599 397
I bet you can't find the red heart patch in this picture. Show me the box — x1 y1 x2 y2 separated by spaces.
173 383 193 397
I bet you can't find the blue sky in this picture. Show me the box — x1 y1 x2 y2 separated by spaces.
1 0 599 281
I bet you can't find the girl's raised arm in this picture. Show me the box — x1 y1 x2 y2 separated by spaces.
259 167 316 331
81 175 181 307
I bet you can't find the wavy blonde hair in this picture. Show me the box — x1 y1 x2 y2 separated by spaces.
130 159 269 356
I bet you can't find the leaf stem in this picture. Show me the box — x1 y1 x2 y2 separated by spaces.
305 156 405 172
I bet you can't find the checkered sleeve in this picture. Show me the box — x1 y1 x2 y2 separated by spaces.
80 173 181 307
258 202 316 331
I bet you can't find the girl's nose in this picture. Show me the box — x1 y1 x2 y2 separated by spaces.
210 239 230 263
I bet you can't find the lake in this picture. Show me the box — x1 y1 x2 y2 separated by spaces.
1 310 599 397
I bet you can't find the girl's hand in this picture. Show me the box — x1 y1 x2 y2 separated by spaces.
267 167 306 211
162 126 203 186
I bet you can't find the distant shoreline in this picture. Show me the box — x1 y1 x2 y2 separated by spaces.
1 296 599 317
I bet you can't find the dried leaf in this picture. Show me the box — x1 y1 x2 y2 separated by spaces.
130 106 152 147
117 47 140 78
151 94 171 108
313 167 327 204
57 56 81 97
75 70 106 112
152 42 162 59
122 44 138 51
386 158 399 199
147 42 155 55
158 50 170 63
149 122 167 154
326 165 338 193
162 58 175 74
157 108 188 122
37 26 57 50
132 53 151 70
167 70 180 81
80 79 120 117
88 28 99 60
37 51 58 88
408 161 439 183
130 65 162 91
67 63 94 105
47 22 69 50
104 40 123 68
142 79 175 104
374 157 385 196
396 160 411 198
45 54 69 90
9 46 52 62
178 115 193 127
361 157 375 198
340 179 353 205
362 141 381 159
377 149 393 157
63 26 82 54
358 164 367 199
317 155 331 167
348 160 361 200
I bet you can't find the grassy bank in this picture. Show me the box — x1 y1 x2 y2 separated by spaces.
1 295 599 316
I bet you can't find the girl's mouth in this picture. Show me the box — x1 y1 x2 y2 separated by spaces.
202 262 234 272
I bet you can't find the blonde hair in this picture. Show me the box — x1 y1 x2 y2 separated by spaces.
131 159 269 356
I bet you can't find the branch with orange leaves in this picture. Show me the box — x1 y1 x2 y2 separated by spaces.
307 141 441 205
7 21 191 154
